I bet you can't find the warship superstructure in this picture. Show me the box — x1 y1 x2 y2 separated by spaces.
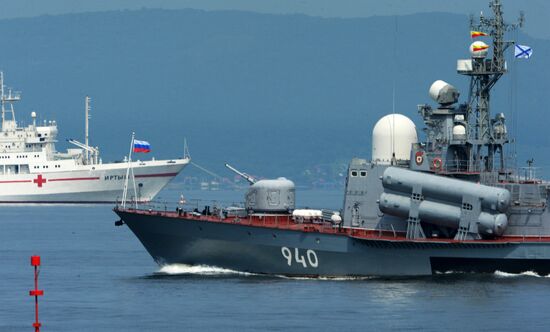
0 73 189 203
115 1 550 276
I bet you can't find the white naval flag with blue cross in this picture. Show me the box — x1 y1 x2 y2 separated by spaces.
515 44 532 59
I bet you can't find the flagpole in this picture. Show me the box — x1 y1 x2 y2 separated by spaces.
122 132 135 208
131 159 138 209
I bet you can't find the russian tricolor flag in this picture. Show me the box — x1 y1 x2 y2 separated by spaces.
133 139 151 153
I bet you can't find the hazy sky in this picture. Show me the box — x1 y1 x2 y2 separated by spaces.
0 0 548 39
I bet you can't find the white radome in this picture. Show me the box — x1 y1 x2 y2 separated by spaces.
453 124 466 139
372 113 418 164
470 41 489 58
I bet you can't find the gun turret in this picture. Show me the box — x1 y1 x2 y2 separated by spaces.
224 163 256 185
226 163 295 213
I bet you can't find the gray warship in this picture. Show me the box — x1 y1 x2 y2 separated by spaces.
114 1 550 276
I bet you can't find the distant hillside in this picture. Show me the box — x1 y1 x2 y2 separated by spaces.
0 9 548 183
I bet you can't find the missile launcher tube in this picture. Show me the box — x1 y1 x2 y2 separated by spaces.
382 167 511 213
379 193 508 236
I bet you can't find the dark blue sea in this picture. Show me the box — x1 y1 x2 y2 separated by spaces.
2 188 550 331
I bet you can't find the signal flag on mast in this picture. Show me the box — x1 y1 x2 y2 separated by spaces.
471 31 488 38
472 44 489 52
133 139 151 153
515 44 533 59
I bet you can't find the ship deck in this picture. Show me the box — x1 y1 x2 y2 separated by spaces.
115 207 550 244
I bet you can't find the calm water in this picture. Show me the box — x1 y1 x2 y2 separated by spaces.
1 189 550 331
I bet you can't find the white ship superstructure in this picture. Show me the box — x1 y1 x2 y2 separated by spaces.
0 72 189 203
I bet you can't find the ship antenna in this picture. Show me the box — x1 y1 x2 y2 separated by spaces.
85 96 91 165
390 15 398 165
0 72 22 131
509 27 519 175
183 138 191 160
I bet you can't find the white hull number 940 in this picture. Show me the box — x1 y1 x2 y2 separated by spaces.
281 247 318 268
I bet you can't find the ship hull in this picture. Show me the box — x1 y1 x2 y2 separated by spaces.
115 210 550 277
0 159 189 203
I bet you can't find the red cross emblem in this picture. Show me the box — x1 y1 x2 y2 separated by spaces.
33 174 47 187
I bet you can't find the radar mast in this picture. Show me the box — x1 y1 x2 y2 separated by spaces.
462 0 524 173
0 72 22 132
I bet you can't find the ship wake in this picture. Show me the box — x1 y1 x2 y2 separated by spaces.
157 264 256 276
493 270 550 278
158 265 550 279
276 275 377 281
157 264 377 280
436 270 550 278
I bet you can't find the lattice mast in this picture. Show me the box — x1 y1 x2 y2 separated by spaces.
462 0 523 173
0 72 21 131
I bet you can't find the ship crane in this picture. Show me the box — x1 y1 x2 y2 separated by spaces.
67 96 99 165
67 139 99 165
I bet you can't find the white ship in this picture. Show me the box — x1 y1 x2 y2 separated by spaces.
0 72 189 203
